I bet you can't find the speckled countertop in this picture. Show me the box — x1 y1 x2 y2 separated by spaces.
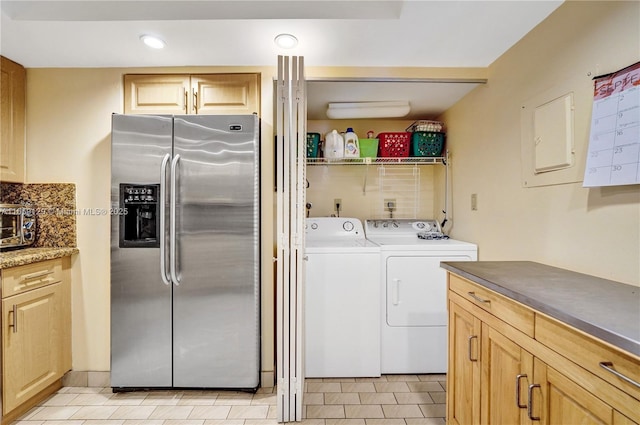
0 247 79 269
441 261 640 357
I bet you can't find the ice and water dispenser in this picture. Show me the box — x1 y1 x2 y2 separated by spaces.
119 184 160 248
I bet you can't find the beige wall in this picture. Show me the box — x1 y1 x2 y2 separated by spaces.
25 66 278 375
439 1 640 285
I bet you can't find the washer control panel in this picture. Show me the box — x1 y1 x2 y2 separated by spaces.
305 217 365 240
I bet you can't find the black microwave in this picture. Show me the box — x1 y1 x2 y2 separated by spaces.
0 203 36 250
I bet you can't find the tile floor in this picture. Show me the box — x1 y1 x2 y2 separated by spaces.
12 375 446 425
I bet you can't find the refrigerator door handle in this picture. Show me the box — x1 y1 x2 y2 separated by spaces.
159 153 171 285
170 154 181 285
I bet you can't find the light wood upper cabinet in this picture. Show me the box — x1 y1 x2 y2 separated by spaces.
1 257 72 419
0 56 26 183
124 74 190 114
124 73 260 116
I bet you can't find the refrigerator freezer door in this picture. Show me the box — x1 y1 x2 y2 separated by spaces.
110 114 173 388
172 115 260 388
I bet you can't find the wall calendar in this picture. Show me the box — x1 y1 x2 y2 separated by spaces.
583 61 640 187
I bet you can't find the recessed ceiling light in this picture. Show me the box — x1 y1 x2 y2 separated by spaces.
140 34 166 49
274 33 298 49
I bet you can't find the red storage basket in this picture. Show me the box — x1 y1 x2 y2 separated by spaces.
377 132 411 157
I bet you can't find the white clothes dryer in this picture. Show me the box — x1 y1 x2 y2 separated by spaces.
304 217 381 378
365 219 478 374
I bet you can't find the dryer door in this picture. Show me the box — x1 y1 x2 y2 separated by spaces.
386 255 472 327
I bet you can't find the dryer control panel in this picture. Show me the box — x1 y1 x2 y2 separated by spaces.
365 219 442 237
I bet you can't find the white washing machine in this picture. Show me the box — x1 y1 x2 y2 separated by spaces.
365 219 478 374
304 217 381 378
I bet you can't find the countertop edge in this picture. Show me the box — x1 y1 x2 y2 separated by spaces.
0 247 80 269
441 262 640 358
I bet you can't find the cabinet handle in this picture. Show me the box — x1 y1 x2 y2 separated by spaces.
515 374 528 408
193 88 198 114
468 335 478 362
468 291 490 304
184 90 188 114
9 304 18 333
21 269 54 281
527 383 541 421
599 362 640 388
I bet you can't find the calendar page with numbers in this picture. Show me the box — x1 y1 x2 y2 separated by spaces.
583 61 640 187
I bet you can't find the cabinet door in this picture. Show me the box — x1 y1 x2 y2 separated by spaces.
480 323 533 425
531 358 613 425
1 56 26 183
191 74 259 115
3 283 63 414
614 411 639 425
124 74 190 114
448 301 482 425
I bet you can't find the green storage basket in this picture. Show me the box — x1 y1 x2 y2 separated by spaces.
306 133 320 158
359 138 379 158
411 131 445 157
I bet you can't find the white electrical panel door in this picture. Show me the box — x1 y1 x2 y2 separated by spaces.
534 93 574 173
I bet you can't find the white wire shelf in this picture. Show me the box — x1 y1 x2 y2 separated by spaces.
306 157 445 165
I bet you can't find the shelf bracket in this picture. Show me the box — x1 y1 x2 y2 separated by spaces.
362 157 372 193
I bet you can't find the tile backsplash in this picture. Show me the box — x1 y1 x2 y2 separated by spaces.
0 182 77 247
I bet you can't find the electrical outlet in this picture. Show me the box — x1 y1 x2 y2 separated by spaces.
471 193 478 211
334 198 342 212
384 198 396 211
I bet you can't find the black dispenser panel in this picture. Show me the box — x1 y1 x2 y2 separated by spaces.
119 184 160 248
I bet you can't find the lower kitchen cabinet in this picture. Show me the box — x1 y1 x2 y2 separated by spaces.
1 257 72 421
447 272 640 425
447 301 480 425
532 358 614 424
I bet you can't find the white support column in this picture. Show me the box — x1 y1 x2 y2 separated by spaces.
276 55 306 423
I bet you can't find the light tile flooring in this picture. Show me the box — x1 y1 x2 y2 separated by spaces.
12 375 446 425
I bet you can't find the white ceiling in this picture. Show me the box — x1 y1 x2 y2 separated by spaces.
0 0 563 119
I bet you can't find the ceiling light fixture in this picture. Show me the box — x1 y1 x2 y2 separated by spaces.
326 101 411 119
274 33 298 49
140 34 166 49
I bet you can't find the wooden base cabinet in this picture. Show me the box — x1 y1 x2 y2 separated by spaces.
532 358 614 425
447 301 480 425
481 324 533 425
1 257 72 420
447 273 640 425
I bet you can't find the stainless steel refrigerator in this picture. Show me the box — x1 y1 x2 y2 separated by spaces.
110 114 260 390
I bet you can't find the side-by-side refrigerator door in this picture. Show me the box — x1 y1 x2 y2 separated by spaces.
110 114 173 388
172 115 260 389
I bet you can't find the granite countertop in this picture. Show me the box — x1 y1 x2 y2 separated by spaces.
0 247 79 269
441 261 640 357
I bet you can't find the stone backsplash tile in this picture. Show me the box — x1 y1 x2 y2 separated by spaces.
0 182 77 247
